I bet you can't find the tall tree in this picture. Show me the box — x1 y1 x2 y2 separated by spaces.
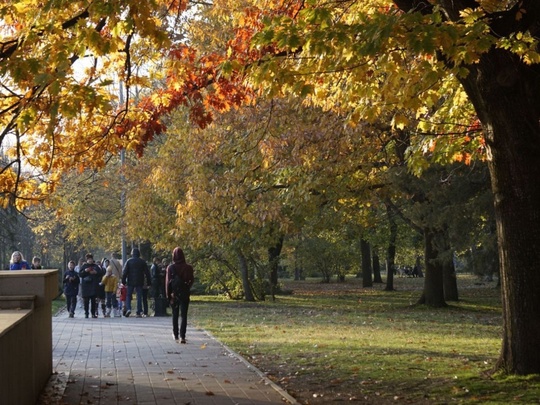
384 162 492 305
372 247 383 283
243 1 540 374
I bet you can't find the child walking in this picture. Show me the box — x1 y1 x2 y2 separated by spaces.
117 283 127 316
63 260 80 318
100 267 118 318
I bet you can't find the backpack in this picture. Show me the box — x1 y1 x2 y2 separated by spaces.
168 266 190 299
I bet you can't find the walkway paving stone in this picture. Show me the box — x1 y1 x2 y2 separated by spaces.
40 310 297 404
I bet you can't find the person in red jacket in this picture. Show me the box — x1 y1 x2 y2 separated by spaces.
166 247 194 343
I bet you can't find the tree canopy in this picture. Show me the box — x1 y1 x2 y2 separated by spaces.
3 0 540 375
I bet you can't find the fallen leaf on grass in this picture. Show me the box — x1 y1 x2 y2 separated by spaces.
360 380 374 385
329 378 342 386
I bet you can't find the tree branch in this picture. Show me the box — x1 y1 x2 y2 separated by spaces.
392 0 434 14
488 0 540 38
61 9 90 30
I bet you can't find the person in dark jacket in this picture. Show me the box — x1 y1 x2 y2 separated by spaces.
31 256 42 269
79 253 103 318
165 247 194 343
121 248 151 317
150 256 164 299
63 260 80 318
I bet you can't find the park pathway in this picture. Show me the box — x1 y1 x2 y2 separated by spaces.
38 309 297 404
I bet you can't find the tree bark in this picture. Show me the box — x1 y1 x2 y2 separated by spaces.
361 238 373 288
417 228 447 307
443 252 458 301
458 47 540 374
392 0 540 374
237 250 255 302
437 228 458 301
268 237 283 301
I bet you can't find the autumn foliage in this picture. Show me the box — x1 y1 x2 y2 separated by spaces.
1 0 494 209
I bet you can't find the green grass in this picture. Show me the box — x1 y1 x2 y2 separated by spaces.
190 275 540 404
51 296 65 315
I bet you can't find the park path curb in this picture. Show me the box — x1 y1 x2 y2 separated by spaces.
39 308 299 404
202 329 299 405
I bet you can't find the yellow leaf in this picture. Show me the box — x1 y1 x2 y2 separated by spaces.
392 114 409 130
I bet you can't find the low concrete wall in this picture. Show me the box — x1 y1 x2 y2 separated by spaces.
0 269 58 405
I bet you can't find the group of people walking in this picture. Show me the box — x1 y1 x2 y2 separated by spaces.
61 247 195 344
63 249 154 319
8 246 194 343
64 253 123 318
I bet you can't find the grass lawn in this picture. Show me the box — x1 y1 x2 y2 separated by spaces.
190 275 540 404
51 296 65 315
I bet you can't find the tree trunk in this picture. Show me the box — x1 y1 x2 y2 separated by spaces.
443 251 459 302
372 247 383 283
437 228 458 301
392 0 540 374
294 267 303 280
361 238 373 288
237 250 255 302
385 203 397 291
268 237 283 302
417 228 446 307
458 48 540 374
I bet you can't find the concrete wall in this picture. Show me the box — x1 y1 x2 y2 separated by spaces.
0 270 58 405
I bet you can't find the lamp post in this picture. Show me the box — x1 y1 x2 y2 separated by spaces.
119 81 127 266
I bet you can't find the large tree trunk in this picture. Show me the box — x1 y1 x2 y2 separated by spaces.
237 250 255 302
268 237 283 302
393 0 540 374
458 48 540 374
417 228 447 307
439 228 458 301
361 238 373 288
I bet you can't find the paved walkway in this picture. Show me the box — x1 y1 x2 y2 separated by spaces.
39 309 298 405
